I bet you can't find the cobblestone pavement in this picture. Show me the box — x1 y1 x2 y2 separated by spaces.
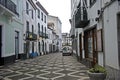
0 53 90 80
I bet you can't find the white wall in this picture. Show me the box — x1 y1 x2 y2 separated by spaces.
104 1 119 69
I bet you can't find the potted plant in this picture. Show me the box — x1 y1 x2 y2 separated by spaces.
87 64 107 80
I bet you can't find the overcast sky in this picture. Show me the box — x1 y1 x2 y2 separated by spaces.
38 0 71 33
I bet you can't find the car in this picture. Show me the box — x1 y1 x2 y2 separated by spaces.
62 46 72 56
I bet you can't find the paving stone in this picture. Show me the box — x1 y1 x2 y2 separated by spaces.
54 75 80 80
7 74 31 80
0 53 89 80
40 72 62 79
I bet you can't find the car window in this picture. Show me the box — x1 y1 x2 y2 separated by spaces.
63 47 67 51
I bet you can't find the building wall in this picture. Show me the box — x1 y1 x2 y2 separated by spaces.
36 1 48 55
0 16 15 57
22 0 37 57
48 15 62 52
0 0 24 64
104 1 119 69
71 0 120 79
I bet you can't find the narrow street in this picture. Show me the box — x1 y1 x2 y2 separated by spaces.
0 53 89 80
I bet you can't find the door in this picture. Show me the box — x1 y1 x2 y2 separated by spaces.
0 26 2 63
117 14 120 67
84 28 98 67
32 42 34 53
15 31 19 59
92 28 98 65
79 34 82 60
38 42 41 55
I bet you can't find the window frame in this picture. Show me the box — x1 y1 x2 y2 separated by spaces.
26 21 29 31
44 15 46 23
41 12 43 21
26 2 29 15
32 25 34 33
38 9 40 18
31 10 34 19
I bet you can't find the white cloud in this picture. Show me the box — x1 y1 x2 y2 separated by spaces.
38 0 71 33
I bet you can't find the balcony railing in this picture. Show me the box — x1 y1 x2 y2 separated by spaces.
0 0 18 15
75 6 89 28
45 34 49 38
38 31 49 39
38 31 43 37
26 31 37 41
43 33 46 38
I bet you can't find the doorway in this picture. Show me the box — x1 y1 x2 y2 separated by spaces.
117 14 120 67
84 27 98 67
79 34 82 60
15 31 19 59
0 26 2 64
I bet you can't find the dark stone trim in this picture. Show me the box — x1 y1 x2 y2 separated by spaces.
18 54 27 60
0 55 15 66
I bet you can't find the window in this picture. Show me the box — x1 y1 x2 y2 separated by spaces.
44 15 46 23
38 23 40 35
26 2 29 15
41 12 43 21
42 25 43 35
38 10 40 18
38 42 40 53
45 27 46 36
26 21 29 31
32 10 33 19
32 25 34 33
90 0 96 7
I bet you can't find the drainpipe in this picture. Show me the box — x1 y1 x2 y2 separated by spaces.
100 0 106 67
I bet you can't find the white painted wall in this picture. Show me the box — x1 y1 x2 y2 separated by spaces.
76 28 82 56
103 1 119 69
48 15 62 51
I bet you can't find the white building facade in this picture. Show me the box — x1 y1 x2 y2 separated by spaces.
48 15 62 52
22 0 38 58
70 0 120 79
36 1 48 55
22 0 48 58
0 0 24 65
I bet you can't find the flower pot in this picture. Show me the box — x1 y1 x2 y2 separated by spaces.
87 71 106 80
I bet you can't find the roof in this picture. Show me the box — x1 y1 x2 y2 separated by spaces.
28 0 37 10
47 22 54 27
36 1 48 15
48 15 62 24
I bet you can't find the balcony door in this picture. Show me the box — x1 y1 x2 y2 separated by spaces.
15 31 19 59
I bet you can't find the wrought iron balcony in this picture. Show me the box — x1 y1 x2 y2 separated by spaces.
43 33 46 38
38 31 49 39
38 31 43 37
45 34 49 39
75 6 89 28
26 31 37 41
0 0 18 16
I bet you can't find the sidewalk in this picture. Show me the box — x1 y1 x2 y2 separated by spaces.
0 53 89 80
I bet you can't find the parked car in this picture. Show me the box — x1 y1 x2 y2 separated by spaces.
62 46 72 56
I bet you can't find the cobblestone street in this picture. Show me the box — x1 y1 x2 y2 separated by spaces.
0 53 89 80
